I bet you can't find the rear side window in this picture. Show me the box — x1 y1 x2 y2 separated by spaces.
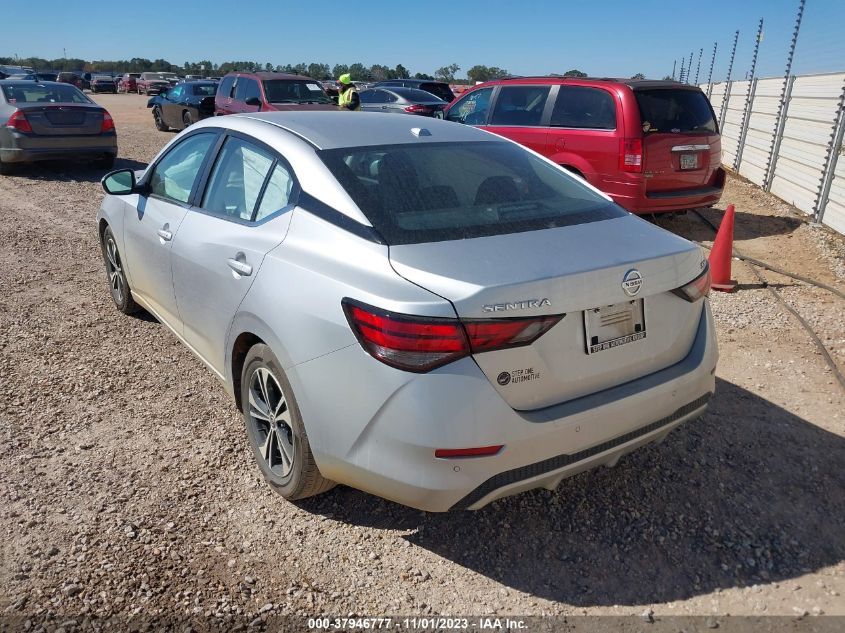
551 86 616 129
490 85 551 126
635 89 717 134
318 141 623 245
201 137 275 221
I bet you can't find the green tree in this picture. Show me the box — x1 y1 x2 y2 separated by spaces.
467 65 509 83
630 72 645 80
434 63 460 82
369 64 391 81
413 72 434 80
563 69 587 78
394 63 410 79
662 75 674 81
347 62 369 81
308 63 331 79
332 63 349 78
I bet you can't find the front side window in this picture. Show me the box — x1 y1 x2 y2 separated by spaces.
235 78 260 101
490 85 551 126
551 86 617 129
218 76 235 98
149 133 216 204
446 87 493 125
201 137 275 221
262 80 332 104
319 141 624 245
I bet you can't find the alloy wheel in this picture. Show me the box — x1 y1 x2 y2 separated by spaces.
104 236 124 304
248 367 296 478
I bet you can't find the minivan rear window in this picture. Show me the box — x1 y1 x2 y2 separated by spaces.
635 89 717 134
318 141 623 245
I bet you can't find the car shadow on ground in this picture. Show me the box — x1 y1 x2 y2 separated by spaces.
301 378 845 606
14 158 147 184
652 208 803 243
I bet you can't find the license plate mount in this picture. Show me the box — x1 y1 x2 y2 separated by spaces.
680 153 699 170
584 299 646 354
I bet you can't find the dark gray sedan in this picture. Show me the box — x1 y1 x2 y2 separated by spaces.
0 81 117 174
358 87 448 117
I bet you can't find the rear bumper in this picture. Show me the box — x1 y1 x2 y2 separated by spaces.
1 132 117 163
292 300 718 512
599 169 725 214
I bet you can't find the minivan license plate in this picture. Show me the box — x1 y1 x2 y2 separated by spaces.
680 153 699 170
584 299 646 354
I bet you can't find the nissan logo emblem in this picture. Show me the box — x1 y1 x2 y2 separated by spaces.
622 269 643 297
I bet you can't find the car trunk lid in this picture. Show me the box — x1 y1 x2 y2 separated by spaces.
18 104 105 136
388 214 706 409
634 87 721 193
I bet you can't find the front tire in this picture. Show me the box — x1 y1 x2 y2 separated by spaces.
182 110 193 128
101 226 138 314
153 107 168 131
241 344 335 501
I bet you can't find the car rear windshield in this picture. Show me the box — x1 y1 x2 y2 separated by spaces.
1 84 90 104
263 79 332 104
192 84 217 95
419 82 454 102
391 88 446 103
635 89 717 134
318 141 623 245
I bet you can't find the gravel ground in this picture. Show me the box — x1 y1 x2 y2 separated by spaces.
1 94 844 629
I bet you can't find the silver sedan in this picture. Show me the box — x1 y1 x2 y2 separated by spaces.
97 111 717 511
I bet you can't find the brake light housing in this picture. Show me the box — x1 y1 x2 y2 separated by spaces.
6 110 33 133
672 263 712 302
404 104 432 114
619 138 643 173
101 111 115 133
342 299 563 373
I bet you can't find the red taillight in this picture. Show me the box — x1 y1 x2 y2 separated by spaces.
672 263 711 302
404 104 432 113
342 299 563 373
619 138 643 173
101 111 115 133
6 110 33 133
435 445 503 459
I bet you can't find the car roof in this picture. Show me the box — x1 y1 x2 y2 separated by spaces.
486 76 696 90
225 71 316 81
231 111 496 150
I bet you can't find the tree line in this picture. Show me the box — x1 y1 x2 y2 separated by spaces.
1 55 654 82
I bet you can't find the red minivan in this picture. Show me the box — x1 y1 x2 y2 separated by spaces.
442 77 724 214
215 72 338 115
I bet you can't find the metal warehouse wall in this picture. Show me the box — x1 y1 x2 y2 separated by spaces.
703 71 845 236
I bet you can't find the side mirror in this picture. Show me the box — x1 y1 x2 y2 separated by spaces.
102 169 136 195
244 96 262 107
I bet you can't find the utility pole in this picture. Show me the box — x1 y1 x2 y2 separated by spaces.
679 56 686 83
672 60 677 81
706 41 718 99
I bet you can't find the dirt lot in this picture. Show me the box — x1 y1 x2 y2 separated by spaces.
1 93 844 628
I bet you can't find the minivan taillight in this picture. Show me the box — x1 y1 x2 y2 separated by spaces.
101 111 115 133
619 138 643 173
342 299 562 373
6 110 32 133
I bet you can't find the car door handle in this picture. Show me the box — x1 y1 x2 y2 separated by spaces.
157 228 173 241
381 106 388 109
227 258 253 276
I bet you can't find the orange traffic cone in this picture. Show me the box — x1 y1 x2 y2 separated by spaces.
709 204 738 292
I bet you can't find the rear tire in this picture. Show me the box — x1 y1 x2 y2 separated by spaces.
182 110 193 128
241 344 335 501
101 226 138 314
0 158 16 175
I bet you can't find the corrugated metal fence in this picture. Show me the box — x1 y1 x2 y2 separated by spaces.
703 71 845 236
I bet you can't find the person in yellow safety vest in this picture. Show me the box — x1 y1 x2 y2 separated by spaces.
337 73 360 111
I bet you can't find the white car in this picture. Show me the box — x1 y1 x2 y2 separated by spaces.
97 111 717 511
